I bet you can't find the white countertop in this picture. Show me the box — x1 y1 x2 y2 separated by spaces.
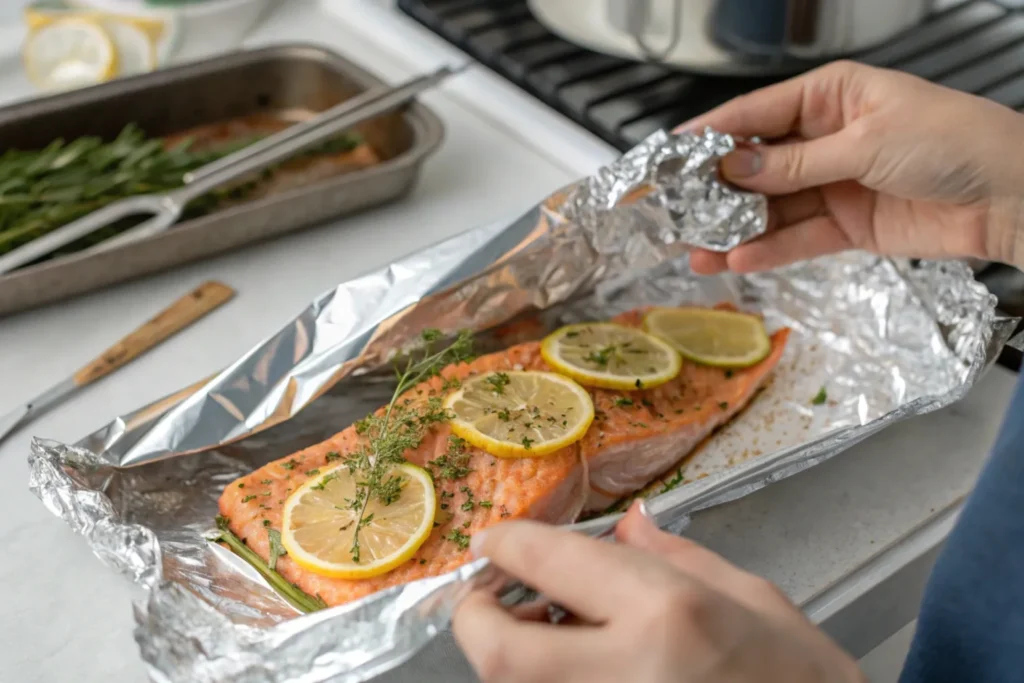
0 1 1018 682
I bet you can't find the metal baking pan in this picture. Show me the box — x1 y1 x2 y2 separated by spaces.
0 43 444 317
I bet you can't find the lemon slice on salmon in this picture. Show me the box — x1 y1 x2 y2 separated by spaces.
281 462 435 579
643 307 771 368
540 322 682 390
23 18 116 91
444 370 594 458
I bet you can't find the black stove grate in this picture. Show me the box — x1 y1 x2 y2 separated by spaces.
397 0 1024 369
397 0 1024 150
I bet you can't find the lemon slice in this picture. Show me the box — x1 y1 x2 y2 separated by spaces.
643 307 772 368
23 18 116 91
444 370 594 458
281 462 436 579
540 322 682 390
101 18 156 78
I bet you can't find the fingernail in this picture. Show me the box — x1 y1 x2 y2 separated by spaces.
636 499 653 519
721 148 762 178
470 529 488 558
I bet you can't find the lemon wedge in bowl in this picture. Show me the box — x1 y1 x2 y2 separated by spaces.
444 370 594 458
281 462 436 580
540 322 682 390
23 18 116 91
643 307 771 368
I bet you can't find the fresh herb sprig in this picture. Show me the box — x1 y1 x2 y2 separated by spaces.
212 516 326 613
0 123 362 260
345 329 474 562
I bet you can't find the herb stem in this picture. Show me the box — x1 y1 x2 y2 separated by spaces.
348 330 473 560
213 519 325 613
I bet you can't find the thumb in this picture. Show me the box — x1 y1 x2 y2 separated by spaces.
721 133 867 195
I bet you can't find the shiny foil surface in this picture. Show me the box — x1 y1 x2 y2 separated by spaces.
27 129 1016 683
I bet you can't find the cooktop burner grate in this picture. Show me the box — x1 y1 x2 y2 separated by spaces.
397 0 1024 369
397 0 1024 149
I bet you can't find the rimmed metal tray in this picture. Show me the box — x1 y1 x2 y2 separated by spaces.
0 43 444 317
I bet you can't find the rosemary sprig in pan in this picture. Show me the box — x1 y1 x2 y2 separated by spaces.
0 123 362 259
345 329 475 562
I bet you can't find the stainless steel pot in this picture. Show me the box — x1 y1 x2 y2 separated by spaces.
529 0 941 75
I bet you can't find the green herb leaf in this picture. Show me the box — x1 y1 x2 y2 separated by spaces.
485 372 510 395
445 528 471 550
811 386 828 405
267 529 285 571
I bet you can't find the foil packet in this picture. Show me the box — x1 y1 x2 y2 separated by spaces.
28 129 1017 683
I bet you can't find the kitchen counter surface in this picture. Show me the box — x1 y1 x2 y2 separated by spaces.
0 1 1017 681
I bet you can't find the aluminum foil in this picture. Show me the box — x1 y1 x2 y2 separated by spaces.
27 128 1016 683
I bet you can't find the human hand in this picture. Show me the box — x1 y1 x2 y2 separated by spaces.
452 503 864 683
677 61 1024 274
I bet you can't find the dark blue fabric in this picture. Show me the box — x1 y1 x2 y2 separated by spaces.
899 373 1024 683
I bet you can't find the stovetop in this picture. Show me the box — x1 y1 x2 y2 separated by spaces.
397 0 1024 369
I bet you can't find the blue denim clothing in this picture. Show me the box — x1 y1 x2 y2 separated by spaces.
899 373 1024 683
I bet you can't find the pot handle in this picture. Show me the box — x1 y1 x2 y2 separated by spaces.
625 0 684 63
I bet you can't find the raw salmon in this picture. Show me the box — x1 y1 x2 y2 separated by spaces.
218 306 788 607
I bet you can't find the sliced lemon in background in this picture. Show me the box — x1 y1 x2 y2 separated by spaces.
23 3 175 89
541 322 682 390
445 370 594 458
101 17 156 77
643 307 771 368
281 462 436 580
23 18 116 91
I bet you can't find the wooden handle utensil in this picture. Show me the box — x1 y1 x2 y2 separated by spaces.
73 280 235 386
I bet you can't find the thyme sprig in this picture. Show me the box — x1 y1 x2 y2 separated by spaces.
344 329 474 562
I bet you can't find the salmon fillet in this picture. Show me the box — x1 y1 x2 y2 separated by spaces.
580 308 789 511
218 306 788 607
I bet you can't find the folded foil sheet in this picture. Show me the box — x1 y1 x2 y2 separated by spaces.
27 129 1017 683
